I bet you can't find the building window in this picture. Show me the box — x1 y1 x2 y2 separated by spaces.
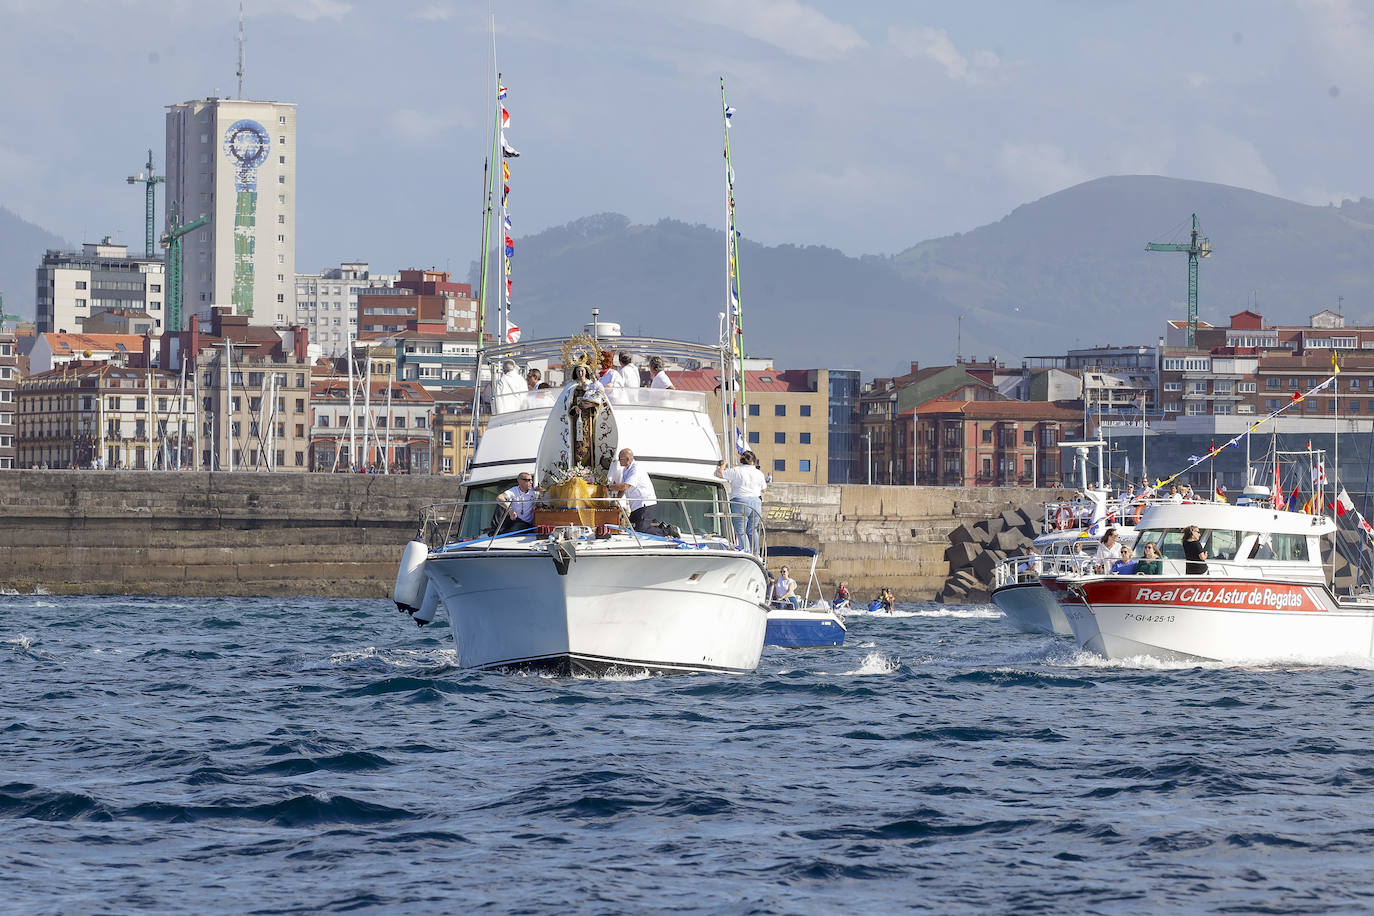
800 405 811 417
748 431 759 444
1351 402 1362 413
748 404 759 417
775 404 786 417
279 155 286 164
276 294 285 303
1265 378 1281 390
773 459 785 472
981 429 992 443
1352 378 1362 391
774 432 785 444
799 459 811 472
278 176 285 184
277 214 285 224
800 432 811 444
279 115 286 125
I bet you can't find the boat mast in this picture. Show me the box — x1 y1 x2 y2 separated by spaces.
720 78 747 461
471 17 503 447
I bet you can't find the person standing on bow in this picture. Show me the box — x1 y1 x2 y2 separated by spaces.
716 450 766 553
607 448 658 533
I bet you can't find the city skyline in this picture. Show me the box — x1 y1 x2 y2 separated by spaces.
1 0 1371 284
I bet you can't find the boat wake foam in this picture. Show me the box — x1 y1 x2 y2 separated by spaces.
838 651 900 676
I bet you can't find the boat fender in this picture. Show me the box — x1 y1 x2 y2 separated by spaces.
392 539 428 611
412 586 441 627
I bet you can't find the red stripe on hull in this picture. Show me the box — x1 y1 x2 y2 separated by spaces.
1078 578 1326 613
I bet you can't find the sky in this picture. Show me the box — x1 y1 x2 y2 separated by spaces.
1 0 1372 278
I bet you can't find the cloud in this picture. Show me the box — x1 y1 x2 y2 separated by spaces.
411 2 454 21
388 108 465 143
888 25 1001 83
994 142 1088 199
276 0 351 22
1184 125 1280 195
673 0 866 61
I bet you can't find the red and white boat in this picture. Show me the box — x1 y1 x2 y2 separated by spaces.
1044 499 1374 662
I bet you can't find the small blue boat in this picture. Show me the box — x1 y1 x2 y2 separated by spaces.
763 546 847 648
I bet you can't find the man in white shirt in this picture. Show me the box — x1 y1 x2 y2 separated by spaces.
495 472 537 534
617 351 641 388
607 448 658 532
770 566 798 609
492 360 526 413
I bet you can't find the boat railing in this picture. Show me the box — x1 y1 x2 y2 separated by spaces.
489 383 710 415
416 497 752 554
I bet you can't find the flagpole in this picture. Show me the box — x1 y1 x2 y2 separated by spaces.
721 78 746 461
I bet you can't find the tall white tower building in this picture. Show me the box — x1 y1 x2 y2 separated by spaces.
165 97 297 331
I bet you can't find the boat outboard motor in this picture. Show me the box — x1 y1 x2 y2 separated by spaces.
392 539 428 614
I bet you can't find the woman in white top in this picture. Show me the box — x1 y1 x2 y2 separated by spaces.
1094 527 1123 572
649 356 673 389
716 450 767 553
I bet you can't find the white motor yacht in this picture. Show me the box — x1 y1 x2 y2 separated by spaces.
392 334 769 675
1045 499 1374 662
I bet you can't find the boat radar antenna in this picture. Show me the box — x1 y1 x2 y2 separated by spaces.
236 2 245 99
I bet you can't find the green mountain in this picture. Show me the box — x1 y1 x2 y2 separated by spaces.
0 207 69 322
484 177 1374 373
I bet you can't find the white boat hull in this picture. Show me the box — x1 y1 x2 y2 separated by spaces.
424 546 769 674
1065 576 1374 662
991 581 1071 636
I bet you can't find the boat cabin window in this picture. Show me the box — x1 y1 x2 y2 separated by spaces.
1140 528 1243 561
456 475 730 540
1206 530 1243 562
457 480 520 540
652 476 729 539
1258 532 1308 563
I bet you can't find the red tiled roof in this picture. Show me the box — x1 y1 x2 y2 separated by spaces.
673 368 818 393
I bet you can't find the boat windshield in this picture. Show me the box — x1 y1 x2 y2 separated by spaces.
1138 528 1244 561
455 475 730 541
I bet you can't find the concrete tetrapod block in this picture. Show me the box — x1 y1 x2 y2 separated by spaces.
971 548 1002 583
944 540 980 570
999 509 1025 532
948 523 977 546
991 528 1029 553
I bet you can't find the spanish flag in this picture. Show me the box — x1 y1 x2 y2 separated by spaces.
1214 483 1226 503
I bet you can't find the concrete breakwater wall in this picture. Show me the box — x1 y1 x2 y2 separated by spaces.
0 471 1056 600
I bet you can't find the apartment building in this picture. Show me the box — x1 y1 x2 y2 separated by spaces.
35 239 166 335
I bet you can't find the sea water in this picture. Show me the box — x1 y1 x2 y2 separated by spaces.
4 593 1374 913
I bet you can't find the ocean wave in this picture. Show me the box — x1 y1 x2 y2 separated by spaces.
836 651 900 676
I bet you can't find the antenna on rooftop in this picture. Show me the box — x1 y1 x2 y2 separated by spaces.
236 2 245 99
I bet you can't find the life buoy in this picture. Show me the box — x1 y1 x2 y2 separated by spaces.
1131 499 1144 524
1056 506 1072 530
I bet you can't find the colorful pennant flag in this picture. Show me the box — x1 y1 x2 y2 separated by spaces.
498 84 508 99
1336 488 1355 517
506 324 521 344
1214 483 1226 503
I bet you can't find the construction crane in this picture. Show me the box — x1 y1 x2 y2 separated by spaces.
127 149 166 260
160 202 210 334
0 293 21 331
1146 213 1212 347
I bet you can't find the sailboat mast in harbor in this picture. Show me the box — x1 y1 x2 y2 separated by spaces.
721 79 747 460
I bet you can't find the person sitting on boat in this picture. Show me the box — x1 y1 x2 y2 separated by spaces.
1016 546 1042 578
1167 484 1183 504
771 566 798 609
1183 525 1208 575
1110 545 1138 575
878 587 895 614
832 581 851 611
1137 541 1164 575
607 448 659 533
649 356 674 389
495 472 537 535
717 450 767 553
493 359 527 413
